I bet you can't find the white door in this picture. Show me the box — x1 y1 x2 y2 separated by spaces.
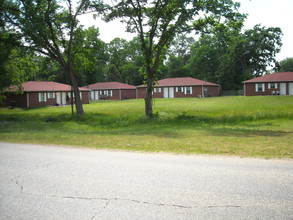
289 83 293 95
164 87 169 98
62 92 67 105
95 91 99 100
56 92 61 105
169 87 174 98
90 91 94 100
280 83 286 95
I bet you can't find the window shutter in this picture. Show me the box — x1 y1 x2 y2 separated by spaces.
190 87 193 94
44 93 47 102
38 93 42 102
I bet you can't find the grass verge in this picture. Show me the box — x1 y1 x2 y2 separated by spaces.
0 96 292 158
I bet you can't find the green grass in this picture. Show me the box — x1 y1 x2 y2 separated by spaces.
0 96 293 158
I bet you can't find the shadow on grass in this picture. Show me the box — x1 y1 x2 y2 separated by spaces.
205 127 292 137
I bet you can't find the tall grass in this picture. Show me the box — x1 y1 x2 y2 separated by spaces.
0 96 292 158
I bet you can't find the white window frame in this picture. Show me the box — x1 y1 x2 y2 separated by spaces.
38 92 47 102
47 92 55 99
176 87 184 92
153 88 161 93
268 83 277 89
107 90 112 97
255 83 265 92
184 86 192 95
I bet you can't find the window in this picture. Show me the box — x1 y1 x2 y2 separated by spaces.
268 83 277 89
38 93 47 102
100 90 112 97
185 87 192 95
176 87 183 92
153 88 161 93
107 90 112 97
48 92 55 99
255 83 265 92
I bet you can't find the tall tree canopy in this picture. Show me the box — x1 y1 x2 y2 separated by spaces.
188 25 282 90
1 0 103 115
277 57 293 72
99 0 244 118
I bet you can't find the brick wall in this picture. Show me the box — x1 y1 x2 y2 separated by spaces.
244 82 288 96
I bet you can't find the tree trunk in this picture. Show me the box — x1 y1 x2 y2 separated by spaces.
145 78 153 118
68 70 84 116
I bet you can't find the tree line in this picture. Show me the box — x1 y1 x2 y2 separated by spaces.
0 0 290 117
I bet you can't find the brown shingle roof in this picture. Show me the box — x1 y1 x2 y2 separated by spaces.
85 82 136 90
243 72 293 83
6 81 89 92
137 77 220 87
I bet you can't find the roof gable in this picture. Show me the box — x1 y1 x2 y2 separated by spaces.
243 72 293 83
85 82 136 90
138 77 219 87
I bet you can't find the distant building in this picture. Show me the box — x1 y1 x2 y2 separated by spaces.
137 77 220 99
85 82 137 100
2 81 90 108
243 72 293 96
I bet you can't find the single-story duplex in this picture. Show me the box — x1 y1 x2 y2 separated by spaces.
243 72 293 96
85 82 137 100
137 77 220 99
1 81 90 108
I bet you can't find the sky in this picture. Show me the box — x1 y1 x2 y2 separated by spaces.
79 0 293 62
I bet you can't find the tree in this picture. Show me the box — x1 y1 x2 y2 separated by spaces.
1 0 100 115
99 0 243 118
104 37 144 85
188 25 282 90
0 30 37 102
277 57 293 72
163 35 195 78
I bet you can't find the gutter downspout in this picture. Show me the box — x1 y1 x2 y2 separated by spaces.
27 93 29 108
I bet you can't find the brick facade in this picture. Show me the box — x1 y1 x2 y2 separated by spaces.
90 89 136 100
2 91 89 108
137 85 220 99
244 82 293 96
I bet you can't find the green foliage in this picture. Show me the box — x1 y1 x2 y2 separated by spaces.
101 0 244 117
104 37 144 85
277 57 293 72
188 25 282 90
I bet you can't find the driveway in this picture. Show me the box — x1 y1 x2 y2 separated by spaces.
0 142 292 219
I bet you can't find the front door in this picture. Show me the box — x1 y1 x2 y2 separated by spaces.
169 87 174 98
164 88 169 98
289 83 293 95
95 91 99 100
280 83 286 95
56 92 61 105
62 92 67 105
163 87 174 98
90 91 94 100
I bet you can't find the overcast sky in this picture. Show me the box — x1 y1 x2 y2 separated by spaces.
79 0 292 62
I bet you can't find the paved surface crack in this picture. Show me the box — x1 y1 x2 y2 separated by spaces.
11 161 64 194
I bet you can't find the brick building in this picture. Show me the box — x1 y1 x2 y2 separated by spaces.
85 82 137 100
243 72 293 96
2 81 90 108
137 77 220 99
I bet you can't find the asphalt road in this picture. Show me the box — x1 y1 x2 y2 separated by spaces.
0 142 292 220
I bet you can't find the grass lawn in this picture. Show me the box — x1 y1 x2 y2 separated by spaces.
0 96 292 158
